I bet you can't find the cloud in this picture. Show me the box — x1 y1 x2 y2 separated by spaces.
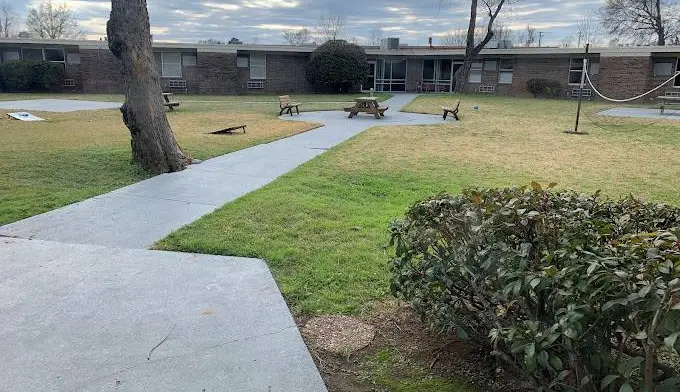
26 0 606 46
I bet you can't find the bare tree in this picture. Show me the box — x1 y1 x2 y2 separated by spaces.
453 0 514 93
282 28 311 46
492 21 513 42
107 0 187 173
575 12 602 47
367 25 383 45
316 12 345 42
515 23 536 47
26 0 82 39
439 29 469 46
600 0 680 46
199 38 224 44
559 35 574 48
0 1 18 37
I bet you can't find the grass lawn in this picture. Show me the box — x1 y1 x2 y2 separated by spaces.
156 94 680 389
0 93 389 225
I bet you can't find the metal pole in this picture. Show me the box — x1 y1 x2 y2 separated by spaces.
572 43 589 134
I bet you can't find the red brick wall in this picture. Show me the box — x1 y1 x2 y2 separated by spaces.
185 52 238 95
79 49 124 94
598 56 653 101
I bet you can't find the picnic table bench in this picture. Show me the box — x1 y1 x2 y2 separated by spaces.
656 92 680 114
279 95 300 116
162 92 180 111
344 97 388 119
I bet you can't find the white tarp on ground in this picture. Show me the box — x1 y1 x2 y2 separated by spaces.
7 112 45 121
0 99 121 113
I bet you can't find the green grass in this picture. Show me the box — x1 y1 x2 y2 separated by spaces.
362 349 475 392
157 94 680 315
2 93 392 225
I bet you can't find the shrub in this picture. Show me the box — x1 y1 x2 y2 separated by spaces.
527 79 563 98
0 61 65 92
306 40 368 93
389 184 680 391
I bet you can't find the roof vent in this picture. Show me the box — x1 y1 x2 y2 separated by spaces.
380 38 400 51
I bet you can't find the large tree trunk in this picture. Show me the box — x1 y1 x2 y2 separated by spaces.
454 0 503 93
107 0 186 174
655 0 666 46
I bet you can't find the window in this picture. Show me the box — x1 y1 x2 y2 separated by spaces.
182 54 197 67
237 56 249 68
162 52 182 78
675 58 680 87
67 53 81 64
484 60 498 71
44 48 64 62
376 59 407 92
499 59 513 84
569 57 599 84
468 61 482 83
1 49 20 62
422 59 452 92
250 53 266 79
654 61 675 77
154 52 182 77
22 48 43 61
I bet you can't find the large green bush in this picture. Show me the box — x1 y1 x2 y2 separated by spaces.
0 61 65 92
305 40 368 93
390 184 680 391
527 79 563 98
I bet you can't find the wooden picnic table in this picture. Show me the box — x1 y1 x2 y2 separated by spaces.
162 92 180 111
656 94 680 114
344 97 388 119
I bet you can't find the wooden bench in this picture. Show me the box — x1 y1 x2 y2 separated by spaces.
162 92 180 111
207 125 247 135
442 100 460 120
657 92 680 114
279 95 301 116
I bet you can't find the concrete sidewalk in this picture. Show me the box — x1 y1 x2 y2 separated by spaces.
0 93 444 391
0 94 442 248
0 237 326 392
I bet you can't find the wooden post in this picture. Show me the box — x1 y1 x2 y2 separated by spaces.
567 43 589 135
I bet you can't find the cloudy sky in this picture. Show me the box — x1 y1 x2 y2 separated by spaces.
15 0 607 46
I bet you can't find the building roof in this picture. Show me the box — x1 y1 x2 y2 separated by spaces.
1 37 679 58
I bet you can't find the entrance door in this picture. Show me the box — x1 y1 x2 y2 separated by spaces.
364 62 376 91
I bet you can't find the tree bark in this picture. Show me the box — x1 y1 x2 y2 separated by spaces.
454 0 506 93
655 0 666 46
107 0 186 174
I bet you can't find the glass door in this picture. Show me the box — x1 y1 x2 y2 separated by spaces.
364 61 376 91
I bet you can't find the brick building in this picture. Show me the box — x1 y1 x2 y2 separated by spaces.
1 37 679 99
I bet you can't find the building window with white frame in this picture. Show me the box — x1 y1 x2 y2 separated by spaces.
498 58 513 84
249 53 266 80
468 61 483 83
154 52 182 78
569 57 599 85
1 49 20 62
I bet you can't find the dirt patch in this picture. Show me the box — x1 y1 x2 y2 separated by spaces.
296 301 530 392
302 315 376 355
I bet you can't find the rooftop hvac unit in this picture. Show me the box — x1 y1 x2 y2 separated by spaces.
380 38 400 51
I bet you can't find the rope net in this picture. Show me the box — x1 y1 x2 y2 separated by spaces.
585 70 680 103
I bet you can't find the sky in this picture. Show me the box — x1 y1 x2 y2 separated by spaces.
14 0 607 46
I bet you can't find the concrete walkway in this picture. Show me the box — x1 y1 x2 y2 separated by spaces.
0 94 443 248
0 93 445 391
0 98 122 112
599 107 680 120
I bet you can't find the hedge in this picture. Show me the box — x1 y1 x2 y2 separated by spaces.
0 61 65 92
390 184 680 391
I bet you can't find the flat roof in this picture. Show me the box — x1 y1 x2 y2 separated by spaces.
1 37 679 57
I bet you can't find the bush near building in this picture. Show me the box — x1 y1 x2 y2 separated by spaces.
527 78 563 98
305 40 368 93
0 60 65 92
390 184 680 391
